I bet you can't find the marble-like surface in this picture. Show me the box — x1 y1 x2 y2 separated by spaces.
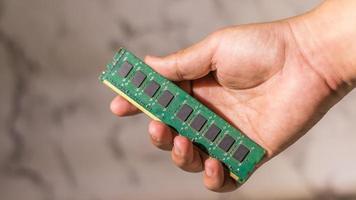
1 0 356 199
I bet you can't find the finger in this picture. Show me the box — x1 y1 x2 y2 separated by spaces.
203 158 238 192
148 120 175 151
171 136 203 172
145 32 221 81
110 96 140 116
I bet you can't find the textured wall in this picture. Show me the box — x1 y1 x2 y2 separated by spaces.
1 0 356 200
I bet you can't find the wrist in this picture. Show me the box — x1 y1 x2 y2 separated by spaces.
286 0 356 92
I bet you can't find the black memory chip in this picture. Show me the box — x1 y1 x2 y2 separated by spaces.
118 61 133 78
190 114 207 131
218 135 235 152
131 70 146 87
158 90 174 107
204 124 221 141
144 81 160 97
176 104 193 121
233 144 250 163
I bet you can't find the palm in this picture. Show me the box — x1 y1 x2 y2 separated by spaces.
187 24 331 157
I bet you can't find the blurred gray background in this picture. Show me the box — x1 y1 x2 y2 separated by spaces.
1 0 356 200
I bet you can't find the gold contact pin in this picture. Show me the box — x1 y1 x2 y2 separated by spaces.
103 79 161 121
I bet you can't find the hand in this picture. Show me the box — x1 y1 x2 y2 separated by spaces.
110 1 356 192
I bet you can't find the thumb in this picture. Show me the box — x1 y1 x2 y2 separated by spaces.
145 33 221 81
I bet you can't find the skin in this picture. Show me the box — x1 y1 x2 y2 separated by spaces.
110 0 356 192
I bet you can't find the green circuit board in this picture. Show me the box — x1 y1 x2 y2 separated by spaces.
99 48 265 183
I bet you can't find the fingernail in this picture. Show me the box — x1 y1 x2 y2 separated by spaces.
151 134 158 142
206 165 214 177
174 144 182 156
149 131 160 142
148 123 161 142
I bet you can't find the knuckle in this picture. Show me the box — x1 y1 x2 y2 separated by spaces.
173 50 185 80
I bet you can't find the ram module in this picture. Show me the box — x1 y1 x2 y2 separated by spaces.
99 48 265 183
